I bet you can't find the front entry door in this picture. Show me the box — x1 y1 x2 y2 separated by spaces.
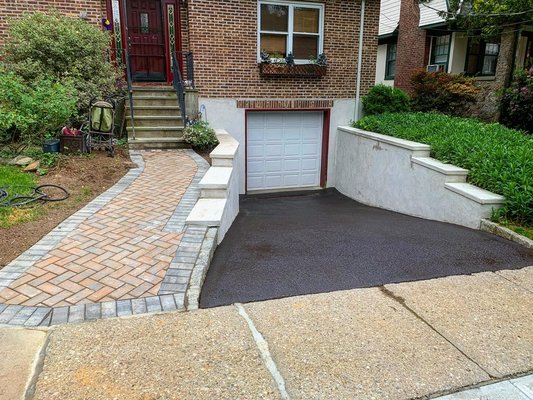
127 0 166 81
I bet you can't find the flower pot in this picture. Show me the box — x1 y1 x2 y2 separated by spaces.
43 138 60 153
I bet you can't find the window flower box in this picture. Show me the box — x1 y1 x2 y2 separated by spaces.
259 63 327 77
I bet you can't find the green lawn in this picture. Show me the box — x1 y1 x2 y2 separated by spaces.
0 166 40 228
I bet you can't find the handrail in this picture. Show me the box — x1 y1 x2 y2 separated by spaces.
122 0 136 140
171 53 188 126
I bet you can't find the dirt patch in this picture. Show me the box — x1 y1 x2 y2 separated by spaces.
0 147 133 268
195 149 212 165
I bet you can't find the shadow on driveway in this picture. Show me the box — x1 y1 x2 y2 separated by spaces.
200 189 533 308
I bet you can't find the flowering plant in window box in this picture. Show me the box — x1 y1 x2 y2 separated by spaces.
259 51 327 77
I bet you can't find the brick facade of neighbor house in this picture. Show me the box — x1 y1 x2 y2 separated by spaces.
394 0 430 93
0 0 106 43
185 0 380 99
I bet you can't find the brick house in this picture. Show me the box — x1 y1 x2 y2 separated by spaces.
1 0 380 194
375 0 533 120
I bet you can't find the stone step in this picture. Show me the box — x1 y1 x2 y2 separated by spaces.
132 96 179 107
126 106 181 117
199 167 233 199
128 137 189 150
411 157 469 183
127 116 183 128
186 198 227 227
445 182 505 205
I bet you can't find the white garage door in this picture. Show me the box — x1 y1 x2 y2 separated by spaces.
247 111 323 192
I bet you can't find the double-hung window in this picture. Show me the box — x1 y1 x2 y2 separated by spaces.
430 35 451 71
385 43 397 80
258 1 324 62
465 38 500 76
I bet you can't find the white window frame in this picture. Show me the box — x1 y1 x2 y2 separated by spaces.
257 0 325 64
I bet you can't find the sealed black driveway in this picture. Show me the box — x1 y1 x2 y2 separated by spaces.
200 189 533 308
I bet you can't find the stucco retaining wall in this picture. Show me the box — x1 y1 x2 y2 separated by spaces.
334 126 505 229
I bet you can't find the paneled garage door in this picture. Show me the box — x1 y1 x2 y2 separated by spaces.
247 111 323 192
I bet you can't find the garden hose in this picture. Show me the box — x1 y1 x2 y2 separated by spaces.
0 185 69 207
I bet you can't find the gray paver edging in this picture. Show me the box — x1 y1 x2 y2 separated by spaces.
480 219 533 250
0 149 210 327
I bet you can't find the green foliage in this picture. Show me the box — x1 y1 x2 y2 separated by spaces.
0 67 76 145
362 84 411 115
501 68 533 134
447 0 533 37
2 12 124 122
183 121 219 151
354 112 533 226
410 70 479 116
0 166 39 228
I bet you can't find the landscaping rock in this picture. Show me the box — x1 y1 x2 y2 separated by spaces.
23 160 41 172
9 156 34 166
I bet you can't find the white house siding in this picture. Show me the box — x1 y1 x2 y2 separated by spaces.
419 0 447 27
448 32 468 73
379 0 401 37
375 44 395 86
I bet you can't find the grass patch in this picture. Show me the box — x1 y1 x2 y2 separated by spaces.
354 112 533 226
0 166 41 228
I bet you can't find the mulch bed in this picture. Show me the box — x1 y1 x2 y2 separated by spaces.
0 147 133 268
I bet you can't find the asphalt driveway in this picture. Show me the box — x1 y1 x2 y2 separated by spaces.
200 189 533 308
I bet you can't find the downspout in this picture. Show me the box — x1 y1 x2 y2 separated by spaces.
354 0 366 121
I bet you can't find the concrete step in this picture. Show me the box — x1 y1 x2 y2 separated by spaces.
411 157 469 183
199 167 233 199
128 137 189 150
132 87 177 98
445 182 505 205
126 106 181 117
186 198 227 227
126 126 184 139
132 97 179 107
128 116 183 128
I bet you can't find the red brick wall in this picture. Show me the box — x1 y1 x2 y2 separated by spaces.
0 0 107 44
395 0 429 93
186 0 380 99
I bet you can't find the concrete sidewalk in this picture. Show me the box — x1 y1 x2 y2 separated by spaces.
2 266 533 399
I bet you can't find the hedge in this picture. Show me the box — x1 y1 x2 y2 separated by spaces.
354 112 533 226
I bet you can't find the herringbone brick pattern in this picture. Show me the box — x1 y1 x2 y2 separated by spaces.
0 151 197 307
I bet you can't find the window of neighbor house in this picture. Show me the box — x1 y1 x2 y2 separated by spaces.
385 43 397 80
430 35 451 70
258 1 324 62
465 38 500 76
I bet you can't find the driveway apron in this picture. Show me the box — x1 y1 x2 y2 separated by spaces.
200 189 533 308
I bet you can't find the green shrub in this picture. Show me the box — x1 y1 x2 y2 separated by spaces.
2 12 124 123
183 121 219 151
354 112 533 226
410 70 479 116
362 84 411 115
0 67 77 146
501 68 533 134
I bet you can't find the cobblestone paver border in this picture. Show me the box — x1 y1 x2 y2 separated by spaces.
0 150 212 327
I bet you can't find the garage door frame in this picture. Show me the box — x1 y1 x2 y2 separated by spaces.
245 108 330 192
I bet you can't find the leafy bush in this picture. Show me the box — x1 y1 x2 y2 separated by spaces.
0 67 76 146
355 112 533 226
501 68 533 134
410 70 479 116
2 12 124 122
362 84 411 115
183 121 219 151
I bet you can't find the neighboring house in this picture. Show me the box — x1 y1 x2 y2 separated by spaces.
0 0 380 195
375 0 533 120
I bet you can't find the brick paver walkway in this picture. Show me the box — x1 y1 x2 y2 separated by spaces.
0 151 197 308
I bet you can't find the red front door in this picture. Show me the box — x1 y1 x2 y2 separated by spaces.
127 0 166 81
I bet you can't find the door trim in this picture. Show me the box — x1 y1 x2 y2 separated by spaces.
244 109 330 193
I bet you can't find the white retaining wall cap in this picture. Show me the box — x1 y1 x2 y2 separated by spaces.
186 198 227 226
412 157 469 175
210 131 239 159
199 167 232 190
338 126 432 152
445 182 505 205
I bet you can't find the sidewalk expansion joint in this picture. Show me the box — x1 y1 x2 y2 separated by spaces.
235 303 291 400
378 286 499 380
24 329 52 400
494 270 533 296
